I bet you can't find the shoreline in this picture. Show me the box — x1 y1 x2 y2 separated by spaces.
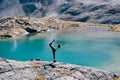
0 58 119 80
0 17 120 39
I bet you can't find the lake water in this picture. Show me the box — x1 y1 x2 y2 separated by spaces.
0 30 120 74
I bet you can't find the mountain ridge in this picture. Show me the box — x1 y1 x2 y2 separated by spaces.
0 0 120 24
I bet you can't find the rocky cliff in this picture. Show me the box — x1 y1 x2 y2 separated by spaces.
0 58 119 80
0 0 120 24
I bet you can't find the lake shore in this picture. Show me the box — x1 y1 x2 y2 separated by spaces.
0 58 119 80
0 16 120 39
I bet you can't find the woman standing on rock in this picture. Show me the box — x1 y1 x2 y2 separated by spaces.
49 39 62 63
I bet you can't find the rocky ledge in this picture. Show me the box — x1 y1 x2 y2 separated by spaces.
0 16 120 39
0 58 119 80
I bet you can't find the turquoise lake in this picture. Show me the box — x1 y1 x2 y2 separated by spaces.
0 30 120 74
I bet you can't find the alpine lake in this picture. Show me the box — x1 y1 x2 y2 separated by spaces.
0 29 120 74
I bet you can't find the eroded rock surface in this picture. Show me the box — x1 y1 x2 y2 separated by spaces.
0 58 118 80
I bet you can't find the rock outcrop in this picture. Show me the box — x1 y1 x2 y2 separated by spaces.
0 16 120 39
0 58 118 80
0 17 61 38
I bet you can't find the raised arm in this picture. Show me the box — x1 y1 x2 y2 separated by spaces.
49 39 55 49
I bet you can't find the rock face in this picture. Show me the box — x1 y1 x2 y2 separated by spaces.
0 58 118 80
0 0 120 24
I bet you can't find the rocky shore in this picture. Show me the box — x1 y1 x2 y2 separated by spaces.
0 58 119 80
0 16 120 39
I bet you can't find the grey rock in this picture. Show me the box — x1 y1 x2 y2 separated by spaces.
0 0 120 24
0 58 117 80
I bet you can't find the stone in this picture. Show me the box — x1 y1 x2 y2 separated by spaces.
35 74 46 80
57 70 72 76
0 58 118 80
29 61 41 69
115 76 120 80
25 27 37 33
0 35 12 38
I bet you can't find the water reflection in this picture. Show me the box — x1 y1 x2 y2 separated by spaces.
11 39 17 52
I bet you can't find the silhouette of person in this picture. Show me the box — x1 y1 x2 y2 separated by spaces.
49 39 61 63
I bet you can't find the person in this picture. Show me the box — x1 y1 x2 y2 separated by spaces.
49 39 61 63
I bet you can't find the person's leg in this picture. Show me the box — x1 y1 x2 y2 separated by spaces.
53 52 56 63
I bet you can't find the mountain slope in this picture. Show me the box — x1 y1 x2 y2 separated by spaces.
0 0 120 24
